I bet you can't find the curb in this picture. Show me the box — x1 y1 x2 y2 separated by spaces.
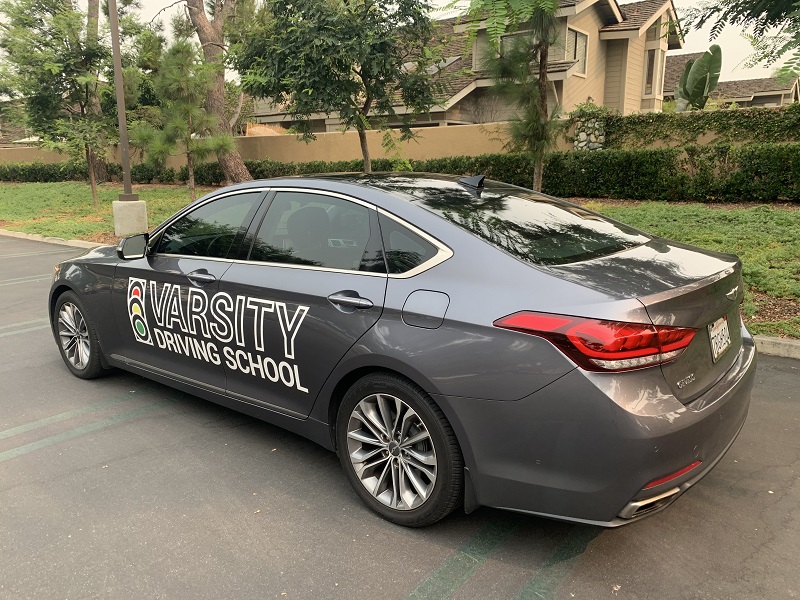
753 336 800 361
0 228 100 249
1 231 799 361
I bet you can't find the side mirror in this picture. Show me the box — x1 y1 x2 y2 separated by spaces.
117 233 149 260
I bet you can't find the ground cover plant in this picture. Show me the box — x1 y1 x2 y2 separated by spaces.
0 182 797 338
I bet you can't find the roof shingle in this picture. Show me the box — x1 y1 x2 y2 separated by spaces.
601 0 668 32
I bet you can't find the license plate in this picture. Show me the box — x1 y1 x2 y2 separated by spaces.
708 316 732 363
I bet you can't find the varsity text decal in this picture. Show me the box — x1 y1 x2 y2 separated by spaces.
127 278 309 393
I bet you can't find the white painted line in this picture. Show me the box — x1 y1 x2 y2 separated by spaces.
0 324 51 338
0 249 79 259
0 275 51 287
0 318 49 330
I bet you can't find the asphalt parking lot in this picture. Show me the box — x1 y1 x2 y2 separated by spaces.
1 234 798 600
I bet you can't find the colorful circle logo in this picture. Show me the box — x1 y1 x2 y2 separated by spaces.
128 278 153 345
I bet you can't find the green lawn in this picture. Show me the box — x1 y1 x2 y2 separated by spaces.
1 182 797 337
583 200 800 338
0 182 211 243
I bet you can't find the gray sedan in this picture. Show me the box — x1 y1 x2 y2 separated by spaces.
49 173 756 527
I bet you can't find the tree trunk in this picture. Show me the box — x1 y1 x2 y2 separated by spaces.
185 0 252 184
187 151 196 202
357 125 372 173
86 145 98 207
533 40 550 192
533 157 544 192
538 41 550 121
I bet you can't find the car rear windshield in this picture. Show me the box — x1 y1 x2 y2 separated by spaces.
370 177 650 266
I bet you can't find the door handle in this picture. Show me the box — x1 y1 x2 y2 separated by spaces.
327 292 374 309
186 270 216 284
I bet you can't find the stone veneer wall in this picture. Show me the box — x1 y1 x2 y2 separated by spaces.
573 118 606 150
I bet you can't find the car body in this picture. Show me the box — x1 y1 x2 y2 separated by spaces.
49 173 756 527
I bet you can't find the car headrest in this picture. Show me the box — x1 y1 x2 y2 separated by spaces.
286 206 330 250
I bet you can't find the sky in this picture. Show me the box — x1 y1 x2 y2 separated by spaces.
136 0 775 82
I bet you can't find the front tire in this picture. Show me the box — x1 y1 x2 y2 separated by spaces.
54 291 105 379
336 373 463 527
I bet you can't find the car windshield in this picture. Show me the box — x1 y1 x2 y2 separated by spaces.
364 176 650 266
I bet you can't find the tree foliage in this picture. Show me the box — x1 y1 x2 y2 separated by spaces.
683 0 800 78
234 0 445 173
131 39 232 201
462 0 560 49
674 45 723 111
464 0 560 190
0 0 113 204
483 32 561 189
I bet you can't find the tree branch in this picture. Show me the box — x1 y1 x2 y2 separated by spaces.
148 0 186 25
229 91 245 130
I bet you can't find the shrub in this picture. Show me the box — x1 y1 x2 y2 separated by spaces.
2 143 799 202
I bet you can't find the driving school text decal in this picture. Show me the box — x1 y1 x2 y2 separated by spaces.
127 277 309 393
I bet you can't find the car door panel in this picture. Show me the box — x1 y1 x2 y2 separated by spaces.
219 189 388 417
111 190 265 390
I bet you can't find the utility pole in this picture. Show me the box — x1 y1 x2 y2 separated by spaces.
109 0 148 237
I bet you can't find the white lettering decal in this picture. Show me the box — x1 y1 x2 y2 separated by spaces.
187 288 210 337
246 298 275 352
129 279 312 395
276 303 309 360
150 281 171 327
210 293 234 343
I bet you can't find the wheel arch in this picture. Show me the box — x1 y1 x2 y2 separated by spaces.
49 283 76 321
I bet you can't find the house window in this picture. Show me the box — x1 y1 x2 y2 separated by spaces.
644 49 656 95
566 28 588 75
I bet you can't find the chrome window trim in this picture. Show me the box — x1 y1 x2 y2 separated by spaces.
377 208 454 279
231 259 388 278
267 187 377 210
148 187 274 242
150 184 454 279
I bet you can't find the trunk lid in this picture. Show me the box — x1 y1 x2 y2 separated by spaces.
550 239 744 402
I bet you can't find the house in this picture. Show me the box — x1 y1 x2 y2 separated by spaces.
251 0 683 132
663 53 800 108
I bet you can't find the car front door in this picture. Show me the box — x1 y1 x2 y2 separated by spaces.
218 188 388 417
111 190 265 390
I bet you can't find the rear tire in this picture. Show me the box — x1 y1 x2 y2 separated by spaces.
336 373 463 527
54 291 105 380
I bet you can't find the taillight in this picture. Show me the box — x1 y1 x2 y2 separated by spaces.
493 311 697 372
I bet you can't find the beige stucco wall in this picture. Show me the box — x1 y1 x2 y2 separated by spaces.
0 123 576 167
562 5 608 111
0 147 70 164
237 123 518 162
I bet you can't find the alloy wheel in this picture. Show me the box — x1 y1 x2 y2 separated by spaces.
58 302 91 370
346 393 437 511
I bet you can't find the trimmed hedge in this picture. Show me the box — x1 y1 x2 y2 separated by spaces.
2 142 800 202
0 161 89 183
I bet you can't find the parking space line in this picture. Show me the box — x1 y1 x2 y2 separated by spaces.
404 520 518 600
513 526 599 600
0 275 51 287
0 400 172 464
0 250 78 259
0 324 51 337
0 318 49 331
0 393 147 441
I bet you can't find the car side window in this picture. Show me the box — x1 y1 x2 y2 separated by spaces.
378 215 438 275
249 191 385 273
156 192 263 259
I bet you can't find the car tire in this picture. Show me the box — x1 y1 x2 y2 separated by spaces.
53 291 105 380
336 373 463 527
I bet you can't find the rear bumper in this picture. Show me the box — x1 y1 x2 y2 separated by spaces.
434 331 757 526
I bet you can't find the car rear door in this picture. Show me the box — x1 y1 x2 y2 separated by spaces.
111 190 266 390
218 188 388 417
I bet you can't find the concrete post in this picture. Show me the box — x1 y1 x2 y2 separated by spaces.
109 0 147 237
